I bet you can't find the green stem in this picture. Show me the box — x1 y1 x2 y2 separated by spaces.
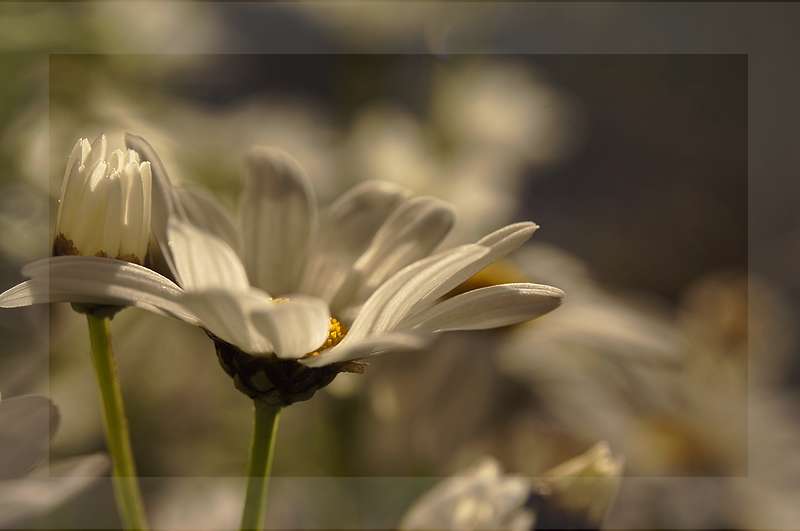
86 314 149 530
240 401 282 531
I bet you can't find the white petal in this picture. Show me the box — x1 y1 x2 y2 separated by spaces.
0 256 197 324
476 221 538 254
101 172 124 258
345 245 489 341
300 332 428 367
407 222 539 314
335 196 455 309
0 454 108 528
119 161 144 259
70 160 109 255
301 180 411 304
124 133 186 279
399 283 564 333
241 147 317 295
0 395 58 479
55 138 90 235
167 219 249 292
178 288 275 354
138 162 153 262
345 223 538 338
174 184 241 256
250 295 331 359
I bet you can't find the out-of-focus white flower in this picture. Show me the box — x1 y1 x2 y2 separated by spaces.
53 134 152 264
530 442 624 529
496 244 684 447
401 459 534 531
432 62 576 166
0 393 107 528
1 135 563 405
346 105 520 241
401 443 622 531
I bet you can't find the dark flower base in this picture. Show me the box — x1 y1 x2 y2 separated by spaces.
212 335 363 407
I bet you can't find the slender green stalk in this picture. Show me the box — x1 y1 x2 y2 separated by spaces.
86 314 149 530
240 401 282 531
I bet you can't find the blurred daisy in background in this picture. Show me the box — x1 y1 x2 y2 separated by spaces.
0 393 107 528
401 443 622 531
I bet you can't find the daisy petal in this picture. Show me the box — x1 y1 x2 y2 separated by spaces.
0 256 198 323
124 133 186 278
337 196 455 308
301 180 410 305
241 147 316 296
300 332 428 367
399 283 564 333
476 221 539 250
178 288 274 354
250 295 331 359
0 396 58 479
407 222 540 314
174 185 241 256
346 245 488 340
168 219 249 292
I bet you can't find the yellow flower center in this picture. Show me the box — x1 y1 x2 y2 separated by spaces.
305 317 347 358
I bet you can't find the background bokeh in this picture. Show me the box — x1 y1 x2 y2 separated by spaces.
0 2 796 530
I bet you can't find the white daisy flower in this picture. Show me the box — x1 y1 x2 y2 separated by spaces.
0 134 563 405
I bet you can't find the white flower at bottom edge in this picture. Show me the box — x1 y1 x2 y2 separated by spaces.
401 443 623 531
401 459 535 531
0 135 563 390
0 394 108 527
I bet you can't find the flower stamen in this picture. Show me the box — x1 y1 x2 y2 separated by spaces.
305 317 347 358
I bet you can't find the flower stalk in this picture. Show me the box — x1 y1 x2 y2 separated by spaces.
240 401 282 531
86 314 149 530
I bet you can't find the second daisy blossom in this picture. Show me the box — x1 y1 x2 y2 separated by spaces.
0 134 563 403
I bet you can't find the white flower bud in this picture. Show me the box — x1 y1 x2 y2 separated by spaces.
54 135 152 264
532 442 624 529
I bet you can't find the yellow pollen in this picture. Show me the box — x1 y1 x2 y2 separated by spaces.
305 317 347 358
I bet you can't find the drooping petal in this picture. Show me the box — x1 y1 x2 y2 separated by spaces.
167 219 249 292
333 195 455 310
241 147 317 296
301 180 411 305
300 332 428 368
0 396 58 480
0 256 198 324
250 295 331 359
174 184 241 256
399 283 564 333
0 454 108 528
178 288 275 354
